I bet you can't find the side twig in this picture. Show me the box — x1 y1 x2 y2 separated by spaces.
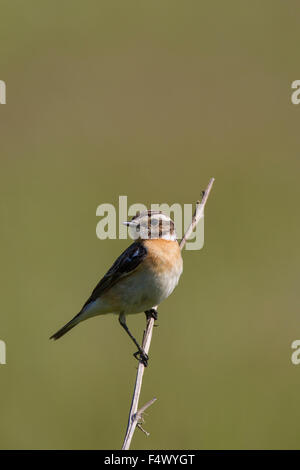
121 177 215 450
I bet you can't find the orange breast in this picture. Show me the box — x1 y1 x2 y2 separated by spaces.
142 239 183 274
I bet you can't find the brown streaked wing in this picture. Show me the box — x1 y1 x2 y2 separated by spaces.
81 241 147 309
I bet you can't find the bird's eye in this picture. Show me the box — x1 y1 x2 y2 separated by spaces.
136 224 140 232
151 219 158 226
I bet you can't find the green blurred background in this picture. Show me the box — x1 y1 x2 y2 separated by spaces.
0 0 300 449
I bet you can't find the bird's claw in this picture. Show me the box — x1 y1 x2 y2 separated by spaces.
133 349 149 367
145 308 158 321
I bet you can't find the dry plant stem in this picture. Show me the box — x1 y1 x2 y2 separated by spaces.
179 177 215 249
122 177 215 450
122 315 156 450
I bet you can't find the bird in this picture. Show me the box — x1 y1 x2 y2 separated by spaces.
50 210 183 366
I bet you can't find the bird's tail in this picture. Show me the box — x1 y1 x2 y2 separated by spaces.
50 313 82 340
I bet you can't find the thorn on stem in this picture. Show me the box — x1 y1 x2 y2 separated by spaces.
137 423 150 437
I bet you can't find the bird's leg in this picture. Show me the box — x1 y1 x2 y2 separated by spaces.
119 313 149 367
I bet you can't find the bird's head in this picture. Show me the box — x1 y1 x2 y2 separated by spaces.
123 211 177 241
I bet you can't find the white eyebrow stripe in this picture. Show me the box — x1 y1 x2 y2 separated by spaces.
156 214 172 223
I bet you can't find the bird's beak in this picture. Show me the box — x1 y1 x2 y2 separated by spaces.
122 221 137 227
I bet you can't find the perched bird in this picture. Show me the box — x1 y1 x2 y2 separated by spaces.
50 211 183 366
